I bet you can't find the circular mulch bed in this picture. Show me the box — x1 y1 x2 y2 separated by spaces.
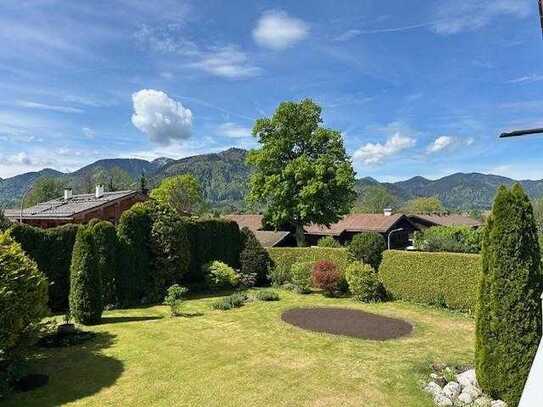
281 307 413 340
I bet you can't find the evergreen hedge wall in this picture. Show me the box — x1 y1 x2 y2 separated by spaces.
379 250 481 312
9 223 80 311
267 247 352 274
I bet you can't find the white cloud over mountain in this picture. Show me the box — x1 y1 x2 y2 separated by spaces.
131 89 192 146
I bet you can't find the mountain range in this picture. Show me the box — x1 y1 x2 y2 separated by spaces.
1 147 542 211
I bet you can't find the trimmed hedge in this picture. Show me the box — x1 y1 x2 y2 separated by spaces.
90 221 119 306
267 247 352 274
379 250 481 312
9 223 79 311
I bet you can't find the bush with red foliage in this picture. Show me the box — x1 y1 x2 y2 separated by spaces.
311 260 341 296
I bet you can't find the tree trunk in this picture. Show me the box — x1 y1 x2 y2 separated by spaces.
295 223 306 247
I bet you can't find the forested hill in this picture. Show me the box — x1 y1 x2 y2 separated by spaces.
1 147 542 210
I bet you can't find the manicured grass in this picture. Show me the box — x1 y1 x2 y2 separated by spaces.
6 290 474 407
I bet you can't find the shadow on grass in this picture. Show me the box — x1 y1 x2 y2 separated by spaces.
175 312 204 318
6 332 123 407
100 316 162 324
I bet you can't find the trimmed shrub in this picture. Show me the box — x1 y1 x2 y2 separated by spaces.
116 202 154 306
204 261 240 290
0 232 48 359
240 227 272 286
211 292 247 310
69 227 103 325
311 260 341 296
254 290 280 301
413 225 482 254
317 236 342 248
163 284 188 316
151 205 192 300
90 221 119 306
290 262 313 294
348 232 386 270
9 223 79 311
476 184 542 405
345 262 385 302
267 247 352 275
379 250 480 312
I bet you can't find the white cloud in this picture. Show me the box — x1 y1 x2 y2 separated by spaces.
432 0 531 34
253 10 309 50
82 127 95 139
194 46 261 79
15 100 83 114
427 136 454 153
353 133 416 165
131 89 192 146
506 74 543 84
217 122 252 138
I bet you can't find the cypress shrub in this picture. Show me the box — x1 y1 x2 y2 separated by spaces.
116 202 154 306
475 184 543 405
90 221 119 306
348 232 386 270
240 227 273 286
69 226 103 325
379 250 480 312
151 205 192 300
0 231 48 358
9 223 79 311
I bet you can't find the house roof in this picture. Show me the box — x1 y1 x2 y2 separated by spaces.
223 214 264 232
254 231 291 247
304 213 408 236
408 214 482 228
5 190 139 220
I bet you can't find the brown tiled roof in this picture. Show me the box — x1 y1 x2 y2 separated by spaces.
223 214 264 232
409 214 482 227
304 213 407 236
254 231 290 247
5 190 139 220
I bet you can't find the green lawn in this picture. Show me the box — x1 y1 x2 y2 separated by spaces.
6 290 474 407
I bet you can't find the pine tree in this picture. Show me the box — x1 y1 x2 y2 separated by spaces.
476 184 543 405
69 226 103 325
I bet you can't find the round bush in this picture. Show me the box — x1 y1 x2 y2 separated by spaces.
290 262 313 294
345 262 384 302
254 290 280 301
311 260 341 296
0 232 48 357
69 227 103 325
204 261 240 290
348 232 386 270
317 236 342 248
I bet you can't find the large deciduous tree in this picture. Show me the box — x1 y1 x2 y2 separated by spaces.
150 174 203 216
246 99 356 246
401 196 444 214
26 177 66 207
476 184 542 405
354 185 398 214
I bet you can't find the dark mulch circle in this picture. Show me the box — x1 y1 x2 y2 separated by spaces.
281 307 413 340
13 374 49 392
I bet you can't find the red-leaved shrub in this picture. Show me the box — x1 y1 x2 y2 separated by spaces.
311 260 341 296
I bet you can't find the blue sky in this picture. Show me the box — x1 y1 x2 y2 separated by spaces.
1 0 543 181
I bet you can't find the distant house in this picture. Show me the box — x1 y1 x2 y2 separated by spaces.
5 185 146 228
304 211 418 248
408 214 482 230
222 214 293 247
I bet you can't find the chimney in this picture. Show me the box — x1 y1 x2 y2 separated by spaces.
95 184 104 198
64 188 73 200
384 208 393 217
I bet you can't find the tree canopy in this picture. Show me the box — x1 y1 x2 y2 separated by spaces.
354 185 398 214
26 177 66 207
150 174 203 216
401 196 444 214
246 99 356 246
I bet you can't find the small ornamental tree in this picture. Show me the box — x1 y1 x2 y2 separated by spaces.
348 232 386 270
0 231 48 359
69 227 104 325
311 260 341 296
476 184 543 405
240 227 272 286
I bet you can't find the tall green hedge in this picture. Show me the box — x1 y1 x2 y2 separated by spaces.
69 226 103 325
379 250 481 312
267 247 352 274
116 202 154 306
476 184 542 405
90 221 119 306
9 223 79 311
